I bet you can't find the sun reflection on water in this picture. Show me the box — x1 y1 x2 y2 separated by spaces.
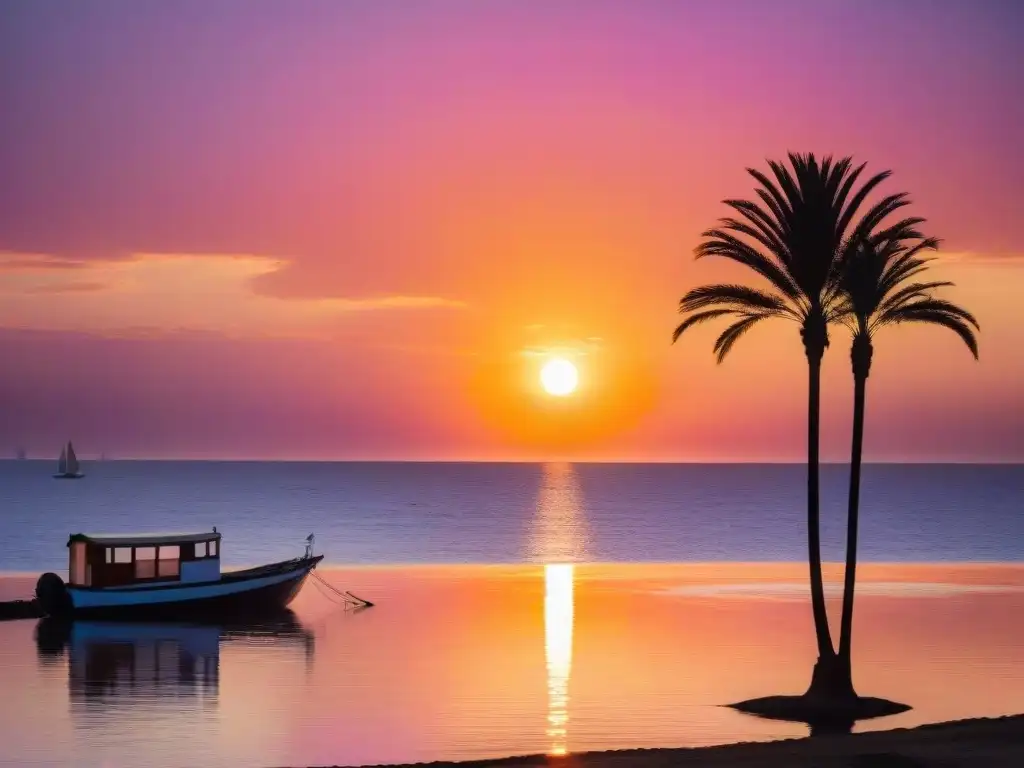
544 563 575 756
529 462 590 563
530 462 588 757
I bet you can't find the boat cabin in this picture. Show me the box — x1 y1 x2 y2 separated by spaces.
67 531 222 588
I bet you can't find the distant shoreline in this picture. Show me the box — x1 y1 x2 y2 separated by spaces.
321 714 1024 768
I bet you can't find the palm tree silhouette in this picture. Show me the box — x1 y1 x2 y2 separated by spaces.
835 225 979 687
673 153 909 698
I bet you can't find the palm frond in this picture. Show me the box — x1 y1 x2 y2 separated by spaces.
717 216 789 260
833 161 868 219
754 187 792 237
768 157 803 210
826 295 855 326
881 297 979 328
821 157 853 205
869 216 927 239
875 281 954 317
746 168 794 233
842 193 911 252
724 198 787 244
879 303 980 358
672 308 735 343
839 210 948 323
712 314 769 364
836 171 895 237
678 283 794 316
901 237 942 259
876 256 937 296
681 153 956 365
695 229 803 303
880 241 939 272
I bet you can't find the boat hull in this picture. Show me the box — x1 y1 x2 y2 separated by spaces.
59 556 322 620
53 473 85 479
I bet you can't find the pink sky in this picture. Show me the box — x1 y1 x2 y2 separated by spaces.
1 1 1022 460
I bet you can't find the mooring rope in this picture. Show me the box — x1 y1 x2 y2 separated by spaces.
309 569 374 609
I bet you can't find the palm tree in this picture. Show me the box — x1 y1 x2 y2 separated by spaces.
835 225 978 688
673 153 910 699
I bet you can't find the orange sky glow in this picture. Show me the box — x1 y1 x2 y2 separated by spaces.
1 2 1022 461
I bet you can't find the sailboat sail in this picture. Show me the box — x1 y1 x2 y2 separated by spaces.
57 445 68 475
66 442 80 475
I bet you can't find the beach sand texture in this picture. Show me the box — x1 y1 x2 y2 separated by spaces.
340 714 1024 768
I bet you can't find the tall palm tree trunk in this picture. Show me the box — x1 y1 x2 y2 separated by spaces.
803 314 850 701
805 346 834 659
837 336 872 690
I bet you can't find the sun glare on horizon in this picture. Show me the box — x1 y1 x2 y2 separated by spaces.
540 358 579 397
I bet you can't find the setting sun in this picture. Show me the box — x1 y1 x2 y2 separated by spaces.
540 359 579 397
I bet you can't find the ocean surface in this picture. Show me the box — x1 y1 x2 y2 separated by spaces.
3 564 1024 767
2 461 1023 767
1 460 1022 571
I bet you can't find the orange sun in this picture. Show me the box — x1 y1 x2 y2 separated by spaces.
540 358 579 396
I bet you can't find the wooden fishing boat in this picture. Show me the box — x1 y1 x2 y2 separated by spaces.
34 530 323 619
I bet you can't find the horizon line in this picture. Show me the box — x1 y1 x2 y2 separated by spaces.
3 560 1023 577
2 457 1022 465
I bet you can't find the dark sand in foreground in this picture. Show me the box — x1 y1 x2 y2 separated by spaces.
329 715 1024 768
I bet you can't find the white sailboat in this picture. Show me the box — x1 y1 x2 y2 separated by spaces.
54 441 84 479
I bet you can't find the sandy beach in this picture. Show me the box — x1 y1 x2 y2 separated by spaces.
337 715 1024 767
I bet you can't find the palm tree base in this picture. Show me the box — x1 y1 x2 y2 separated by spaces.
729 653 909 734
728 694 910 735
805 651 858 701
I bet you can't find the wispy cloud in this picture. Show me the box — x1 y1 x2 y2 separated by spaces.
938 251 1024 266
0 252 89 271
25 281 107 294
0 252 467 338
521 336 604 359
325 295 467 312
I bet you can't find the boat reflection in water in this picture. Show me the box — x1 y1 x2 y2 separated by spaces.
34 611 314 715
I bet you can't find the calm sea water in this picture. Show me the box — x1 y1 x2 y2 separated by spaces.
2 461 1023 767
0 461 1021 572
3 564 1024 768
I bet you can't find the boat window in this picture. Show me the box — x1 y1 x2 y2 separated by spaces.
195 541 208 558
113 547 132 564
135 547 157 579
209 540 218 557
158 545 181 578
105 548 114 564
69 542 87 585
